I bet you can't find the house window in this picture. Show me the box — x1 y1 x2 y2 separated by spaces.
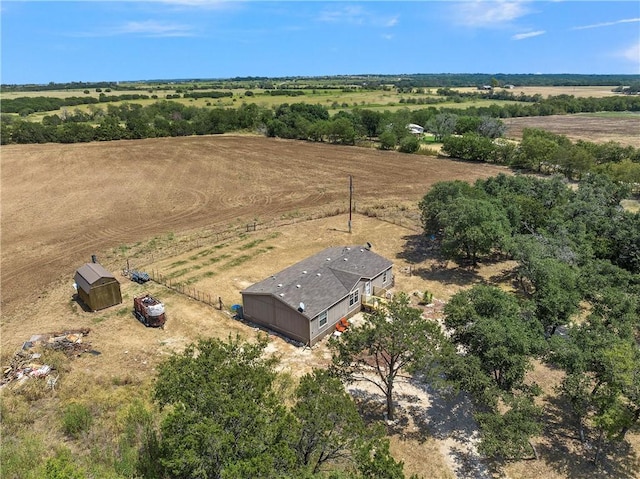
383 270 388 284
349 290 359 308
318 311 328 329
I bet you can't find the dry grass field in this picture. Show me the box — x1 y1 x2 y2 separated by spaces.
455 85 623 99
504 113 640 148
2 134 638 478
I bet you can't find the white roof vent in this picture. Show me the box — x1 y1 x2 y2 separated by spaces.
343 258 348 261
317 273 321 277
302 270 307 274
298 302 305 312
296 284 301 288
277 283 283 287
326 258 331 261
279 293 284 297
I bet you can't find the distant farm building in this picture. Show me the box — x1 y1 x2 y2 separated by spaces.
74 262 122 311
406 123 424 135
241 245 394 346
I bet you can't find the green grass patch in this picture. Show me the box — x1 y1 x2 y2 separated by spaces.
222 248 270 270
165 265 202 280
239 238 267 250
203 253 232 266
168 260 188 268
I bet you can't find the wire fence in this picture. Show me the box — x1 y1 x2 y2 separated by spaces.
149 269 224 310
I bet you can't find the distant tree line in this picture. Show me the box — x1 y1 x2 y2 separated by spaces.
2 91 233 115
2 94 639 189
4 73 638 95
182 90 233 99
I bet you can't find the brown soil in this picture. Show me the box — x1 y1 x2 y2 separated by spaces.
504 114 640 148
1 135 507 318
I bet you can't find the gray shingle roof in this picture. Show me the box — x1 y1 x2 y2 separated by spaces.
242 246 392 319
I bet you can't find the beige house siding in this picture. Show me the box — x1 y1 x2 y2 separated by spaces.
241 246 394 347
310 296 350 346
243 294 309 344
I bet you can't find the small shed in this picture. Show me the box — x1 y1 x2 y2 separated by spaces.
74 262 122 311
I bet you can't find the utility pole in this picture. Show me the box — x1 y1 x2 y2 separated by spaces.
348 175 353 233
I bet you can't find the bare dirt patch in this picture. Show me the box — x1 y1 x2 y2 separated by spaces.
504 114 640 148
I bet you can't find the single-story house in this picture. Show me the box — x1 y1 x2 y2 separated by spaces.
74 262 122 311
241 245 394 346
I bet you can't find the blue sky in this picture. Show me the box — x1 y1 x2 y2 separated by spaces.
1 1 639 84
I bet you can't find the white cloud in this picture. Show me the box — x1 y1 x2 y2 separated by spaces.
512 30 545 40
317 5 398 28
152 0 235 7
113 20 195 37
618 41 640 67
572 17 640 31
318 5 366 25
453 0 531 28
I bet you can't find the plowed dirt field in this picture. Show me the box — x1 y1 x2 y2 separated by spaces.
504 114 640 148
1 135 506 319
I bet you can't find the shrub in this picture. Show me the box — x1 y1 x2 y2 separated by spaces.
62 403 92 438
421 290 433 304
399 135 420 153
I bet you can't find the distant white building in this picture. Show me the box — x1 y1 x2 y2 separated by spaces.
406 123 424 135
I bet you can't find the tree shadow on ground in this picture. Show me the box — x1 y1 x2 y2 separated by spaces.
349 380 492 479
536 394 640 479
423 384 491 478
396 234 484 288
348 387 431 444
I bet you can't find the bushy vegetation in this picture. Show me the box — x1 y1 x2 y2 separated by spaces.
419 173 640 463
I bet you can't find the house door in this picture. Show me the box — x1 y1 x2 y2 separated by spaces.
365 281 371 296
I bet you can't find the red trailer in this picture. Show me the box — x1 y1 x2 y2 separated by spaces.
133 295 166 328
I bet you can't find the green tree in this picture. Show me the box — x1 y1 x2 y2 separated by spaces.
438 197 510 265
427 113 457 141
398 135 420 153
357 109 383 139
152 335 297 478
378 129 397 150
330 293 446 420
444 285 545 392
418 180 477 235
513 130 560 172
551 302 640 465
444 285 545 460
293 370 369 474
475 395 542 460
477 116 505 139
527 258 581 337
